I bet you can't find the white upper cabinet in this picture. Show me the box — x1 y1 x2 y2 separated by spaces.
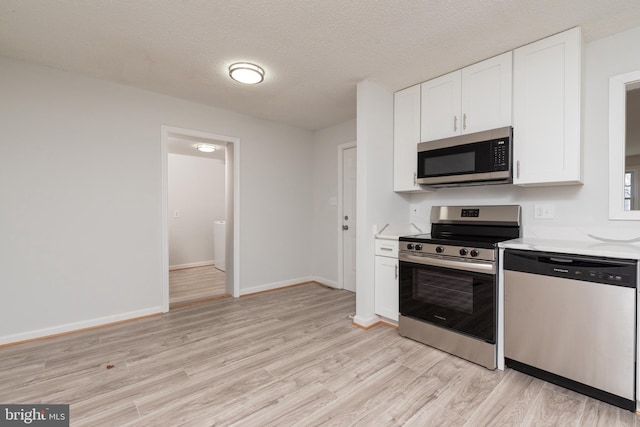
461 52 513 134
421 52 512 142
420 70 462 141
512 27 582 186
393 85 432 192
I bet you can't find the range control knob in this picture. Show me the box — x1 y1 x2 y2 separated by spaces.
415 244 423 251
459 248 468 256
435 246 444 254
470 249 480 257
406 243 414 250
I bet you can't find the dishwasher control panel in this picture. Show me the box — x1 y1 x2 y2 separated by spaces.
504 250 637 288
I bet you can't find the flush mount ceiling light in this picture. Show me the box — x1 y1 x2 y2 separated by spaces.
228 62 265 84
196 143 217 153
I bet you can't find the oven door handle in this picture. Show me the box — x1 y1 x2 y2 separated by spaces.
399 253 495 274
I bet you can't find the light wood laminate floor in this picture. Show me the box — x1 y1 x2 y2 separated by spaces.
1 284 637 426
169 265 227 308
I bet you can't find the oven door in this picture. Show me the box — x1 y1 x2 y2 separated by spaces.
399 253 496 343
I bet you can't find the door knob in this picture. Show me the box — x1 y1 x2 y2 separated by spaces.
342 225 349 230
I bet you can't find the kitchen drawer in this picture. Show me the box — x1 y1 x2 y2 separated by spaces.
375 239 398 257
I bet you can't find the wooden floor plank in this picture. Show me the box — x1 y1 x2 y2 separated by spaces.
464 368 545 427
434 359 508 420
169 265 227 307
579 397 638 427
521 386 587 427
0 283 636 427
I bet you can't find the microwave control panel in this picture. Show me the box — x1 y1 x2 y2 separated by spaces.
492 140 508 169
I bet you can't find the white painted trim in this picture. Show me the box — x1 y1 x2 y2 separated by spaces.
497 248 505 370
337 141 357 291
310 276 340 289
0 307 162 346
353 314 380 329
161 125 241 312
609 70 640 220
169 260 216 271
161 129 169 312
232 139 241 298
239 276 315 296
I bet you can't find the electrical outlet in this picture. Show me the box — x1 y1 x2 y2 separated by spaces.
534 204 554 219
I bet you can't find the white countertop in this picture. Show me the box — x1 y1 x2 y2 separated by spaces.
499 237 640 260
375 223 428 240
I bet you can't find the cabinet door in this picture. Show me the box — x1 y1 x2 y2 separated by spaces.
374 256 399 321
421 70 461 141
513 27 582 186
461 52 513 134
394 85 429 192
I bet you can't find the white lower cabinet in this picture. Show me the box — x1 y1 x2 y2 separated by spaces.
374 239 399 321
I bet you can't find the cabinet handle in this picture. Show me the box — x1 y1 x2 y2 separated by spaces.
413 172 417 186
381 247 393 251
516 160 520 179
453 115 458 132
395 264 398 280
463 113 467 130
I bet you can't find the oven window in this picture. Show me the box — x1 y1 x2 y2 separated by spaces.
414 269 473 314
422 151 475 176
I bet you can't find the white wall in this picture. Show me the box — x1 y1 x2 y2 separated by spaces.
0 55 314 344
354 81 410 327
408 25 640 241
168 154 225 268
311 119 357 285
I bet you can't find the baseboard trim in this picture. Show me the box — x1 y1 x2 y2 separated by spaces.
239 276 316 296
379 320 399 329
352 314 380 329
352 318 398 331
169 261 216 271
310 276 340 289
0 307 163 347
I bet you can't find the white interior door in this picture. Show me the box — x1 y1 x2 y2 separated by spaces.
342 146 357 292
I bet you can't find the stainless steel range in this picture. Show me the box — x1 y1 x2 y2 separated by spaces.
398 205 521 369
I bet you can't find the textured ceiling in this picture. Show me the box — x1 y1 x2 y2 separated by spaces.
2 1 640 131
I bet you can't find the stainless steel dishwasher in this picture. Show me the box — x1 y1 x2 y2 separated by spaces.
504 249 637 411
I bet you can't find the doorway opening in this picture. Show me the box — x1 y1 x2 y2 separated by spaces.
161 126 240 312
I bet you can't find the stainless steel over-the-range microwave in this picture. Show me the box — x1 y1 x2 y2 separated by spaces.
417 126 513 187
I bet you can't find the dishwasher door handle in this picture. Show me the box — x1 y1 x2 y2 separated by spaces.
547 257 574 264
